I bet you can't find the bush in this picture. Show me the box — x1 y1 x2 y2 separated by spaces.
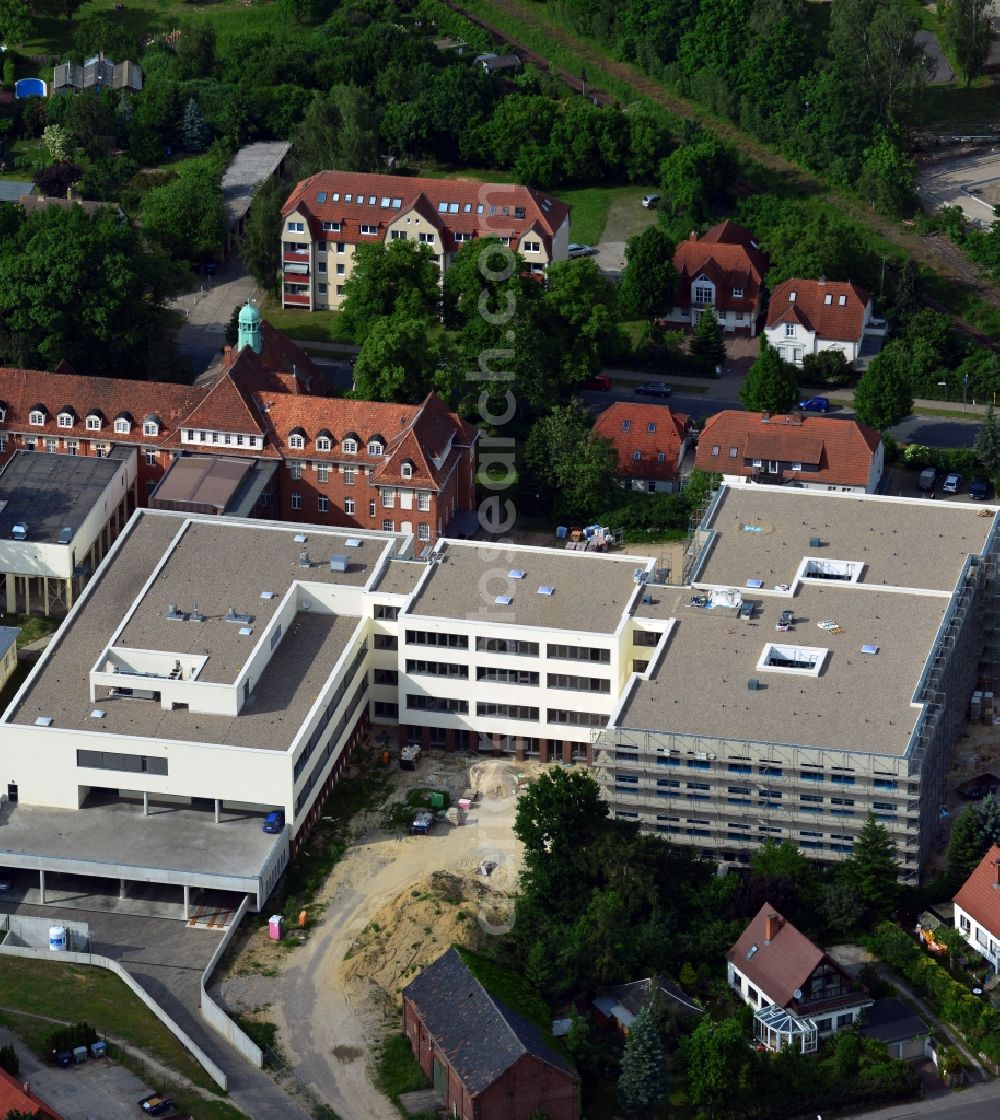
0 1043 18 1076
44 1022 98 1057
800 350 852 388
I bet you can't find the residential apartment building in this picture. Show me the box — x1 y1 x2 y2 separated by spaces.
694 411 884 493
593 402 692 493
0 306 477 548
280 171 570 310
954 844 1000 970
763 279 887 366
662 221 769 336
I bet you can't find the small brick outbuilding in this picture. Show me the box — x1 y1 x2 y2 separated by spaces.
402 948 579 1120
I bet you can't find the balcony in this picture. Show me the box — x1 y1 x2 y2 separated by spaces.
283 292 310 307
283 269 310 284
283 251 310 264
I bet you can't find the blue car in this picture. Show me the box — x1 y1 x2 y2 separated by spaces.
798 397 830 413
262 809 285 834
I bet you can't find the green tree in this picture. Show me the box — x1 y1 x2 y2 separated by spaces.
690 308 726 368
618 1001 668 1114
832 1030 861 1080
859 126 916 217
0 0 30 47
619 225 677 321
340 240 440 345
41 123 72 164
977 793 1000 845
0 205 169 375
842 813 900 919
242 176 284 295
739 339 798 413
818 878 866 932
0 1043 18 1076
684 1016 755 1120
658 133 738 222
944 0 993 85
542 258 624 385
975 402 1000 475
292 85 377 176
175 21 217 79
181 98 212 153
351 313 450 404
140 161 224 262
852 344 914 429
523 402 619 520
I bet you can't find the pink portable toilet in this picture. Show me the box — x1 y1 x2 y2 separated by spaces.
268 914 284 941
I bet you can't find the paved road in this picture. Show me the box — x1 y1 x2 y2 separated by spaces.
857 1079 1000 1120
170 251 261 377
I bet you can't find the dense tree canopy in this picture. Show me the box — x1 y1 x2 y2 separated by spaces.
852 344 915 429
619 225 678 321
340 239 441 344
739 340 798 413
523 403 620 521
140 159 225 262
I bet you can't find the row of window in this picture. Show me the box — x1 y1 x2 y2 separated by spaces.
402 632 612 664
181 429 263 450
22 409 160 437
295 679 368 814
293 643 368 781
403 694 604 726
77 749 167 775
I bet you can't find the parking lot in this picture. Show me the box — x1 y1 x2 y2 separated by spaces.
0 1027 156 1120
918 149 1000 227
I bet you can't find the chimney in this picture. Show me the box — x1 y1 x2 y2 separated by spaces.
764 912 780 942
818 275 827 285
761 412 770 424
223 345 233 369
994 857 1000 888
689 231 697 240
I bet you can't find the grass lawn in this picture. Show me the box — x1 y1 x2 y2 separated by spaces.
556 183 655 245
908 83 1000 131
375 1032 433 1118
4 611 60 647
259 297 351 344
0 959 240 1110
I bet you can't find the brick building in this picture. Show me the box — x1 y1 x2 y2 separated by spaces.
403 948 579 1120
0 305 477 547
593 401 692 493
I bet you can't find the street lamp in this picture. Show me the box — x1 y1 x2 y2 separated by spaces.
963 373 970 413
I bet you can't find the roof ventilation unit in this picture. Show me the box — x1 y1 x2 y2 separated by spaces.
330 555 348 572
260 591 275 600
747 679 761 691
508 569 526 580
225 607 253 625
809 537 822 548
89 709 106 719
345 538 362 548
189 603 205 623
861 644 879 655
58 527 73 545
166 603 185 621
293 533 308 543
11 522 27 541
298 549 311 568
537 586 555 596
34 716 53 727
495 594 513 606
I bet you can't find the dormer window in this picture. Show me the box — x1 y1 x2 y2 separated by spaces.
342 437 358 454
143 415 161 437
401 461 413 480
86 413 102 431
732 287 744 298
57 412 74 429
114 415 131 434
315 434 332 452
288 429 306 450
29 409 45 427
367 440 383 456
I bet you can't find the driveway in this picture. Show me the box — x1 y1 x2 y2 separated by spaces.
593 193 658 279
917 29 956 84
169 251 262 377
0 1027 156 1120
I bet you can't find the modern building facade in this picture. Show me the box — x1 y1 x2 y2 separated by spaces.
0 307 477 547
694 411 884 493
280 171 570 310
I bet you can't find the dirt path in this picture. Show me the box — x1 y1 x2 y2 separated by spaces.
218 757 528 1120
447 0 1000 311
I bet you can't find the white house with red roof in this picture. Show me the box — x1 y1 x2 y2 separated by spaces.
694 411 884 493
763 279 887 366
662 221 769 337
280 171 570 310
954 844 1000 970
592 402 692 493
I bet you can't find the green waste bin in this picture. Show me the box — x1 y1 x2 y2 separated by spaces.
430 792 445 810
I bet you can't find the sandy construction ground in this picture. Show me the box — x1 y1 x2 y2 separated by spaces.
919 149 1000 228
217 754 540 1119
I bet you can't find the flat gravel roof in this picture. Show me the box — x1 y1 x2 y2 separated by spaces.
0 450 123 543
372 558 428 597
409 541 645 634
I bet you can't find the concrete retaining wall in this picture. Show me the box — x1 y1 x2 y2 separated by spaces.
0 942 228 1090
200 895 264 1068
2 913 90 951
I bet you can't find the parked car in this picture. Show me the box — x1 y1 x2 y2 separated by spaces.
635 381 672 398
918 467 938 492
139 1093 175 1116
261 809 285 834
411 811 435 835
582 374 611 391
0 869 12 892
943 472 963 494
957 773 1000 800
201 260 218 276
798 397 829 413
970 477 990 500
567 242 594 259
641 194 660 209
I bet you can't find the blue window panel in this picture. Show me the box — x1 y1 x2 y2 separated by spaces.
728 764 751 775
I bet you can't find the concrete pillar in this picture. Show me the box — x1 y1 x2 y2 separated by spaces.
119 879 127 899
22 576 29 615
65 578 73 610
42 577 49 617
4 573 12 612
539 739 550 764
143 791 148 816
514 737 526 763
562 741 573 764
39 868 45 904
585 742 594 765
445 728 455 753
214 799 221 824
183 884 190 921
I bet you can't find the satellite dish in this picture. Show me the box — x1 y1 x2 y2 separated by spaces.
793 988 803 1000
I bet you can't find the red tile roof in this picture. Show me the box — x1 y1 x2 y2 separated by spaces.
727 904 825 1008
0 1066 63 1119
954 844 1000 937
766 280 871 343
673 222 769 314
282 171 569 255
592 402 690 482
694 411 880 488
